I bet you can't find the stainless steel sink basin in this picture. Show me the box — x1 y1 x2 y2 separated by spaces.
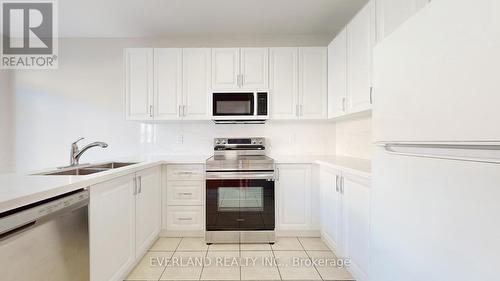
86 162 137 169
38 162 138 176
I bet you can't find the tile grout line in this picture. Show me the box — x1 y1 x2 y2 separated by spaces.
297 237 324 281
157 237 183 281
270 240 284 281
198 240 209 281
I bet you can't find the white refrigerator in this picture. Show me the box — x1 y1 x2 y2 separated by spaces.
371 0 500 280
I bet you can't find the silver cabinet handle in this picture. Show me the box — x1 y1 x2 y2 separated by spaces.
178 217 193 221
133 177 138 195
138 176 142 194
342 97 346 111
179 192 193 196
149 105 153 118
178 105 182 118
335 175 339 192
340 176 344 194
370 87 373 104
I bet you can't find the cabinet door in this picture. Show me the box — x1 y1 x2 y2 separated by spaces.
125 48 153 120
135 167 162 257
319 168 343 254
90 175 136 281
347 1 375 113
269 48 298 119
241 48 269 88
327 29 348 118
212 48 240 89
342 174 370 279
154 48 182 120
276 164 312 230
298 47 328 119
183 48 211 120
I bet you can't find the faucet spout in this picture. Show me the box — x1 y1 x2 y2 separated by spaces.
70 139 108 166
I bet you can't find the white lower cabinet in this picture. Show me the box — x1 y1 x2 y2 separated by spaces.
135 166 162 256
342 174 371 280
320 167 371 281
164 165 205 234
276 164 315 232
166 206 204 231
89 167 161 281
319 167 343 252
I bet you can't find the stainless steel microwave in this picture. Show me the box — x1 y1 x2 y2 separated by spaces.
212 92 269 124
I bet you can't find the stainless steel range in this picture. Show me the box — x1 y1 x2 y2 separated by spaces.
205 137 275 244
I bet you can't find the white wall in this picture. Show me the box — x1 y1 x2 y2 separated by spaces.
335 113 373 159
12 38 336 172
0 70 14 173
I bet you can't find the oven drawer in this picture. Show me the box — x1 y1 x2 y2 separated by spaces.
166 206 204 231
167 181 204 206
167 165 204 181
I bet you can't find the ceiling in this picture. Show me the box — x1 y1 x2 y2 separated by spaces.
58 0 368 40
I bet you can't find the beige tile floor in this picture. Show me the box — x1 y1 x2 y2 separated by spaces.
125 237 355 281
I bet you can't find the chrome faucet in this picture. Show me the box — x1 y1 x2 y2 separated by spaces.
70 138 108 166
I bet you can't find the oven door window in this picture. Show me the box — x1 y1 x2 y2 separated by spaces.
206 179 275 231
213 93 254 116
218 186 264 212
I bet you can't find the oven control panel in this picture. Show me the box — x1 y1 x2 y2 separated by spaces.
214 138 265 146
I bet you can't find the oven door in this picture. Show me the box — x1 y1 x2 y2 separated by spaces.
206 172 275 231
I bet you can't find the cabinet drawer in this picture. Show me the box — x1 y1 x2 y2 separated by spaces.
166 165 204 181
167 181 204 206
166 206 204 231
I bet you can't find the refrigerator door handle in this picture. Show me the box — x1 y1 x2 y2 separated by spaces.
382 142 500 164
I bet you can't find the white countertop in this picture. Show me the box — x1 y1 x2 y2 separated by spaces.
272 155 371 178
0 155 209 213
0 154 369 213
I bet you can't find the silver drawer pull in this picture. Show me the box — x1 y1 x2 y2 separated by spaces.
179 192 193 196
177 217 193 221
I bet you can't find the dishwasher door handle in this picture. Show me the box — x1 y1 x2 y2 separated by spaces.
0 221 37 240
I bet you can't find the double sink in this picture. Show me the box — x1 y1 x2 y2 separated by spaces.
39 162 138 176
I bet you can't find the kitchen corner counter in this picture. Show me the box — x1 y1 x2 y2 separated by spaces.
0 155 209 213
272 155 371 178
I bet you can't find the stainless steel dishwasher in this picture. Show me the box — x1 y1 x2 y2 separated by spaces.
0 189 89 281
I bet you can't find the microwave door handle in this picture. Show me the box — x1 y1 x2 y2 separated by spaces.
254 92 258 116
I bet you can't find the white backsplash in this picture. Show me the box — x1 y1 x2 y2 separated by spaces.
335 113 373 160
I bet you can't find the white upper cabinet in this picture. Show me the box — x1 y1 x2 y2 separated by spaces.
269 47 298 119
347 0 376 114
241 48 269 88
212 48 240 89
154 48 182 120
376 0 430 40
298 47 328 119
125 48 154 120
327 28 348 119
182 48 211 120
212 48 268 89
